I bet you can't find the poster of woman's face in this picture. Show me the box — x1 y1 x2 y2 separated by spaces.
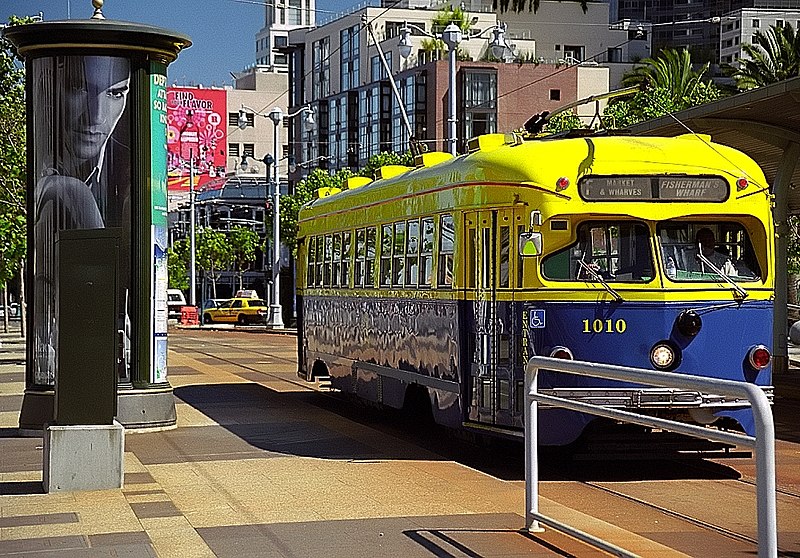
31 55 132 385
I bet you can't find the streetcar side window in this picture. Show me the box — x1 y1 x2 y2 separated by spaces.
438 214 455 287
406 219 420 287
315 234 324 286
658 221 761 281
542 221 654 282
355 229 366 287
420 217 434 287
307 236 316 287
380 224 392 287
323 234 333 286
332 233 341 287
366 227 377 288
393 221 406 287
342 231 352 288
499 225 510 288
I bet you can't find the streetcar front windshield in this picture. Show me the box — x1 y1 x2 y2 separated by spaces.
542 221 654 282
658 221 761 282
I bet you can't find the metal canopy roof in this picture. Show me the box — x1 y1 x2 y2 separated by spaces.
630 76 800 212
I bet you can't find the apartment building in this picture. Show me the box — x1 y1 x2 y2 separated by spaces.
282 4 636 173
719 7 800 66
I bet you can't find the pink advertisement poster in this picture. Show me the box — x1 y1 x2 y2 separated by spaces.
167 87 227 195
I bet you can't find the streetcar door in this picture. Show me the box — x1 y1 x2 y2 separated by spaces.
465 209 517 426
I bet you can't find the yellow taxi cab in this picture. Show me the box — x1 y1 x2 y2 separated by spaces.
202 297 269 325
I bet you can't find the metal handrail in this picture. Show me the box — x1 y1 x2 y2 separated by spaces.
524 356 777 558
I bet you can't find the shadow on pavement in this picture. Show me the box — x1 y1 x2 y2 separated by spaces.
166 382 743 484
0 481 44 496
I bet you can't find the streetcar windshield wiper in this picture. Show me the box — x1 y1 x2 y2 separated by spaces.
576 260 624 302
695 252 749 299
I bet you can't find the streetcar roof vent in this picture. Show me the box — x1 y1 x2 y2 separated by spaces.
315 186 341 199
376 165 412 180
414 151 453 168
346 176 373 190
467 133 521 153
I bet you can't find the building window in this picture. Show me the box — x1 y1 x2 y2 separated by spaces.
288 0 301 25
341 25 360 91
550 89 561 101
229 143 240 157
563 45 584 63
243 143 255 158
777 19 785 28
312 36 330 100
229 112 239 127
462 70 497 146
607 47 622 62
371 51 392 82
276 35 288 47
752 19 760 28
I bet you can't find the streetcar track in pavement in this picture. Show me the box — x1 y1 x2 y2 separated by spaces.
581 480 762 548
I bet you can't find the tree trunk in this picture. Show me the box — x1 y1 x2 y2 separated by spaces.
2 284 8 333
19 260 26 338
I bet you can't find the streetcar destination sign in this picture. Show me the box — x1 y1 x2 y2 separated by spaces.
579 176 729 202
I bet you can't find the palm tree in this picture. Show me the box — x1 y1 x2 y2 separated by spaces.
621 48 712 100
733 23 800 90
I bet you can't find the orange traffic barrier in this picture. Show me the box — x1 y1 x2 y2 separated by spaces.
180 306 199 325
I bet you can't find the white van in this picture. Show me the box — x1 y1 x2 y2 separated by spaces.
167 289 187 320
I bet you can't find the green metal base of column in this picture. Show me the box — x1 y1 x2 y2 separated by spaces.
17 386 176 432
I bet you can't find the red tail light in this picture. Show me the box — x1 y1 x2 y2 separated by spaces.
748 345 770 370
549 346 574 359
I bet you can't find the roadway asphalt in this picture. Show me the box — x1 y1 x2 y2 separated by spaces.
1 323 799 557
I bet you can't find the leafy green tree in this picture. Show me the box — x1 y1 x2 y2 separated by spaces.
0 16 31 331
732 23 800 90
167 239 190 292
421 6 472 61
280 168 354 256
228 226 259 290
603 49 722 128
359 151 414 179
196 228 232 298
542 111 585 133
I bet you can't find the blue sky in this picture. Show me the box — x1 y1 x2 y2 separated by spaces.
3 0 353 86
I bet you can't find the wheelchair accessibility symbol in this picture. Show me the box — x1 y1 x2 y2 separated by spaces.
530 309 546 329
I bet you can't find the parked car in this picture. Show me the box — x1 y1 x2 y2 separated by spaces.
202 298 229 311
202 297 269 325
167 289 187 320
0 303 20 319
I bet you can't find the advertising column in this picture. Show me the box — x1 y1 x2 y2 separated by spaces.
4 18 191 431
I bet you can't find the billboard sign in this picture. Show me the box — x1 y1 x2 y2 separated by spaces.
166 87 227 208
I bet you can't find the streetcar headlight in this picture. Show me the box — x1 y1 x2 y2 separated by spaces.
747 345 771 370
650 341 679 370
549 346 574 359
676 310 702 337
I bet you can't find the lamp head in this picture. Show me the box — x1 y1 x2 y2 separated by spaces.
288 154 297 173
302 107 316 132
441 23 463 49
239 154 248 171
268 107 283 125
398 24 413 59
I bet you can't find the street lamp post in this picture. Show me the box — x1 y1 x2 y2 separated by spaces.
238 104 315 328
398 21 510 155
